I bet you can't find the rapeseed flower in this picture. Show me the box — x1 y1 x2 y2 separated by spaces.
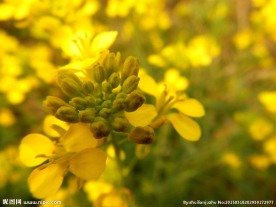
258 91 276 114
125 69 205 141
185 35 220 67
248 118 273 141
249 155 271 170
19 123 107 198
62 31 118 70
148 35 220 70
263 136 276 164
222 152 241 169
0 108 16 127
84 180 130 207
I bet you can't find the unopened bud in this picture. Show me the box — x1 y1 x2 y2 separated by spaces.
102 100 112 108
102 82 112 94
128 126 155 144
90 119 110 139
93 65 105 83
108 72 120 88
103 53 116 78
93 83 102 97
82 80 94 94
111 116 129 132
43 96 69 114
57 70 82 86
121 56 139 83
69 97 87 110
56 106 79 123
85 96 96 107
122 75 140 94
112 98 125 112
116 92 127 99
59 78 84 97
114 52 121 69
99 108 112 118
79 108 97 123
124 90 145 112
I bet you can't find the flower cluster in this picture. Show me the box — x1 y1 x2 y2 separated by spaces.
18 41 205 199
43 52 158 144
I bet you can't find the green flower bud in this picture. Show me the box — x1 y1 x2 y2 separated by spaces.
82 80 94 94
114 52 121 69
93 64 105 83
79 108 97 123
103 53 116 78
108 72 120 88
112 98 125 112
55 106 79 123
111 116 129 132
93 83 102 97
122 75 140 94
59 78 84 97
69 97 87 110
102 82 112 94
124 90 145 112
43 96 69 114
57 70 82 86
106 93 116 101
128 126 155 144
99 108 112 118
121 56 139 84
90 119 110 139
85 96 96 107
102 100 112 108
116 92 127 99
95 98 102 105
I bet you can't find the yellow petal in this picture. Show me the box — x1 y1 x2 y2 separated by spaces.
90 31 118 53
167 113 201 141
172 99 205 117
61 57 98 70
28 164 64 199
125 104 157 127
0 4 14 20
138 73 159 98
69 148 107 180
61 123 98 152
258 91 276 113
43 115 69 138
19 134 55 167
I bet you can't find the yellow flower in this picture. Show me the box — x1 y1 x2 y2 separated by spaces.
0 0 34 21
185 35 220 67
248 118 273 141
19 123 107 198
249 154 271 170
258 91 276 114
263 136 276 163
84 180 130 207
62 31 118 70
125 71 205 141
222 152 241 169
0 108 16 127
95 189 130 207
233 29 253 49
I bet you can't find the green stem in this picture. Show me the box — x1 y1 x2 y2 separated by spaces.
111 132 124 186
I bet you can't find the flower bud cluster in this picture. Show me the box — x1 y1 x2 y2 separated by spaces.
43 52 146 139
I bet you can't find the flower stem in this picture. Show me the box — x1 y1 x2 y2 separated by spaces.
111 132 124 186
